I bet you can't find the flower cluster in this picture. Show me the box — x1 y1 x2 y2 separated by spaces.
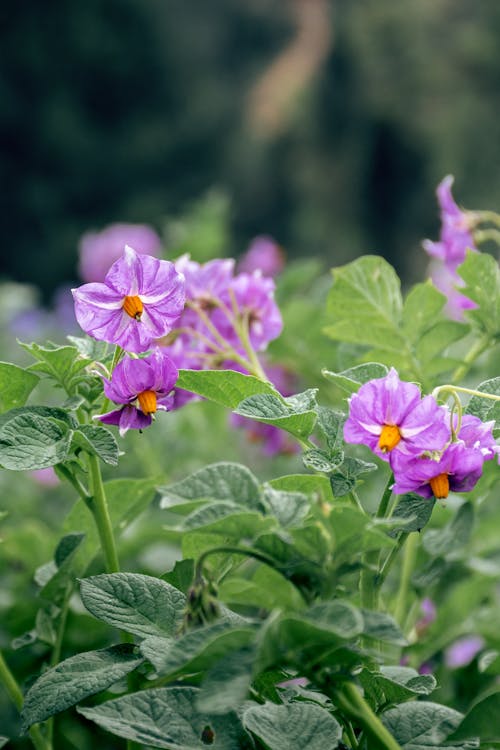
344 368 497 499
423 175 477 321
72 244 285 443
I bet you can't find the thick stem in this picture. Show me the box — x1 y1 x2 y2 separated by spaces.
334 682 401 750
393 531 419 629
87 453 120 573
376 532 409 591
376 473 394 519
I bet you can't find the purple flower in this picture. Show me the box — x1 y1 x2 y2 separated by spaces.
97 348 178 436
175 255 235 303
72 246 185 353
78 223 162 282
427 261 477 322
391 441 484 499
238 236 285 278
343 368 449 461
29 467 60 487
215 271 283 352
415 597 437 637
445 635 484 668
457 414 498 460
423 175 477 267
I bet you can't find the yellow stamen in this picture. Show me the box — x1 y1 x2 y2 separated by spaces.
123 295 143 320
378 424 401 453
137 389 157 415
429 473 449 500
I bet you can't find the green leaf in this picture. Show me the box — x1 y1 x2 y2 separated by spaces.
140 623 255 678
262 486 309 528
0 737 8 748
303 448 343 474
360 666 436 708
77 686 245 749
219 565 306 611
329 457 377 497
21 644 143 729
0 361 39 412
315 407 346 451
391 493 436 533
447 690 500 743
0 405 77 431
466 377 500 427
416 322 468 366
401 281 446 338
381 701 474 749
234 389 318 439
197 647 255 714
177 505 276 538
322 363 389 394
458 250 500 335
423 502 473 558
324 256 404 351
0 413 72 470
361 610 407 646
159 462 263 511
268 474 331 501
71 424 119 466
38 532 85 605
305 600 364 638
79 573 186 639
161 559 195 595
243 701 342 750
20 341 91 395
177 368 277 408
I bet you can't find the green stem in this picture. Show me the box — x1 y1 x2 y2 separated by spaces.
87 453 120 573
474 228 500 246
450 334 491 384
393 531 419 628
376 472 394 519
334 682 401 750
376 532 409 591
360 472 394 613
0 650 50 750
46 589 71 745
434 383 500 403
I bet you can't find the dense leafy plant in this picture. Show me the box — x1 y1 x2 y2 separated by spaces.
2 180 500 749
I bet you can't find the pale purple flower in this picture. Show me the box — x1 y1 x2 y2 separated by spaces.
445 635 484 668
457 414 498 460
97 348 178 436
72 246 185 353
215 271 283 352
427 261 477 322
78 223 162 282
29 467 60 487
415 598 437 637
174 255 235 303
423 175 477 268
391 441 484 499
238 236 285 278
343 368 449 461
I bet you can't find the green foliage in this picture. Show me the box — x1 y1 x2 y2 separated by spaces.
243 702 342 750
448 690 500 743
0 361 39 412
458 251 500 336
324 256 470 386
0 412 73 470
79 573 186 639
21 644 143 729
380 702 474 749
78 686 246 749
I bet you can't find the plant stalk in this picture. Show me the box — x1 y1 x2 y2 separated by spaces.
0 650 50 750
334 682 401 750
87 453 120 574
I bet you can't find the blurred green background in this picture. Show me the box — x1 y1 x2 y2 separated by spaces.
2 0 500 297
